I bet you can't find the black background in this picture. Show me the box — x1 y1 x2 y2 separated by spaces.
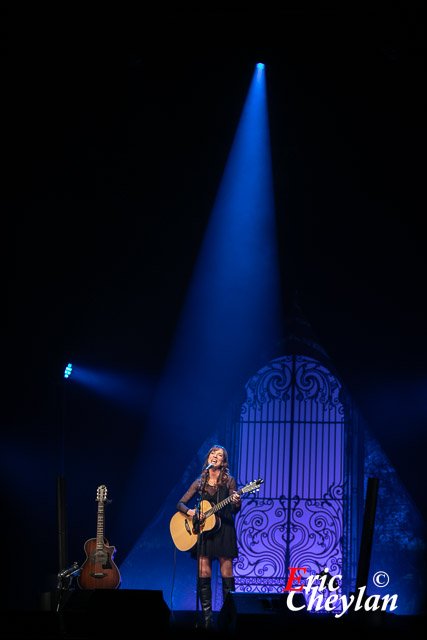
2 6 426 609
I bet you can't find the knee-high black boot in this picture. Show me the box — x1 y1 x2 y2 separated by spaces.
199 577 213 628
222 576 235 605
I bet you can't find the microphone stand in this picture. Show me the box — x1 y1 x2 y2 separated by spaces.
56 562 81 612
195 467 209 628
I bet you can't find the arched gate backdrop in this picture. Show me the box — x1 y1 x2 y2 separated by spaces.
221 353 357 608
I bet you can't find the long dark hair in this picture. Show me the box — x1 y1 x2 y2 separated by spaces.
198 444 230 489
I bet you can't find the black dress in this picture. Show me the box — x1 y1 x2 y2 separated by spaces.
177 476 240 558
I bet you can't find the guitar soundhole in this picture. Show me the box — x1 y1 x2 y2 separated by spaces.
191 519 204 536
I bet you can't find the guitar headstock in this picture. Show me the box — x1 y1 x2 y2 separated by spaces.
96 485 108 502
241 479 263 495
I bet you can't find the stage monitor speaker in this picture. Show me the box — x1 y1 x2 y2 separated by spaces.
61 589 170 637
217 591 307 633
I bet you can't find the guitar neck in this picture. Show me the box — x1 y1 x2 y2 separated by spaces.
96 501 105 549
202 488 244 519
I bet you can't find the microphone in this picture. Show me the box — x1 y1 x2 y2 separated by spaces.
205 463 213 471
58 562 81 579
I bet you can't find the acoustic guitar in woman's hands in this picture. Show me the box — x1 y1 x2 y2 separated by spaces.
78 485 121 590
170 478 263 551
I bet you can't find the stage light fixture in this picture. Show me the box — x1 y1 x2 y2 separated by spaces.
64 363 73 379
257 62 265 69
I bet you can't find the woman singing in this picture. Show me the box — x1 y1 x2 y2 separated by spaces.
176 444 241 628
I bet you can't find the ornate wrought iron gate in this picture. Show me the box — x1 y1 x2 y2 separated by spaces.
223 353 358 606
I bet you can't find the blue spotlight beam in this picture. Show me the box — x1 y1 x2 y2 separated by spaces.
119 64 283 548
162 62 281 388
159 63 282 404
65 365 155 417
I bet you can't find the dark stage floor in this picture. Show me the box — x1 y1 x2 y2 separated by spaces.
2 592 426 639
